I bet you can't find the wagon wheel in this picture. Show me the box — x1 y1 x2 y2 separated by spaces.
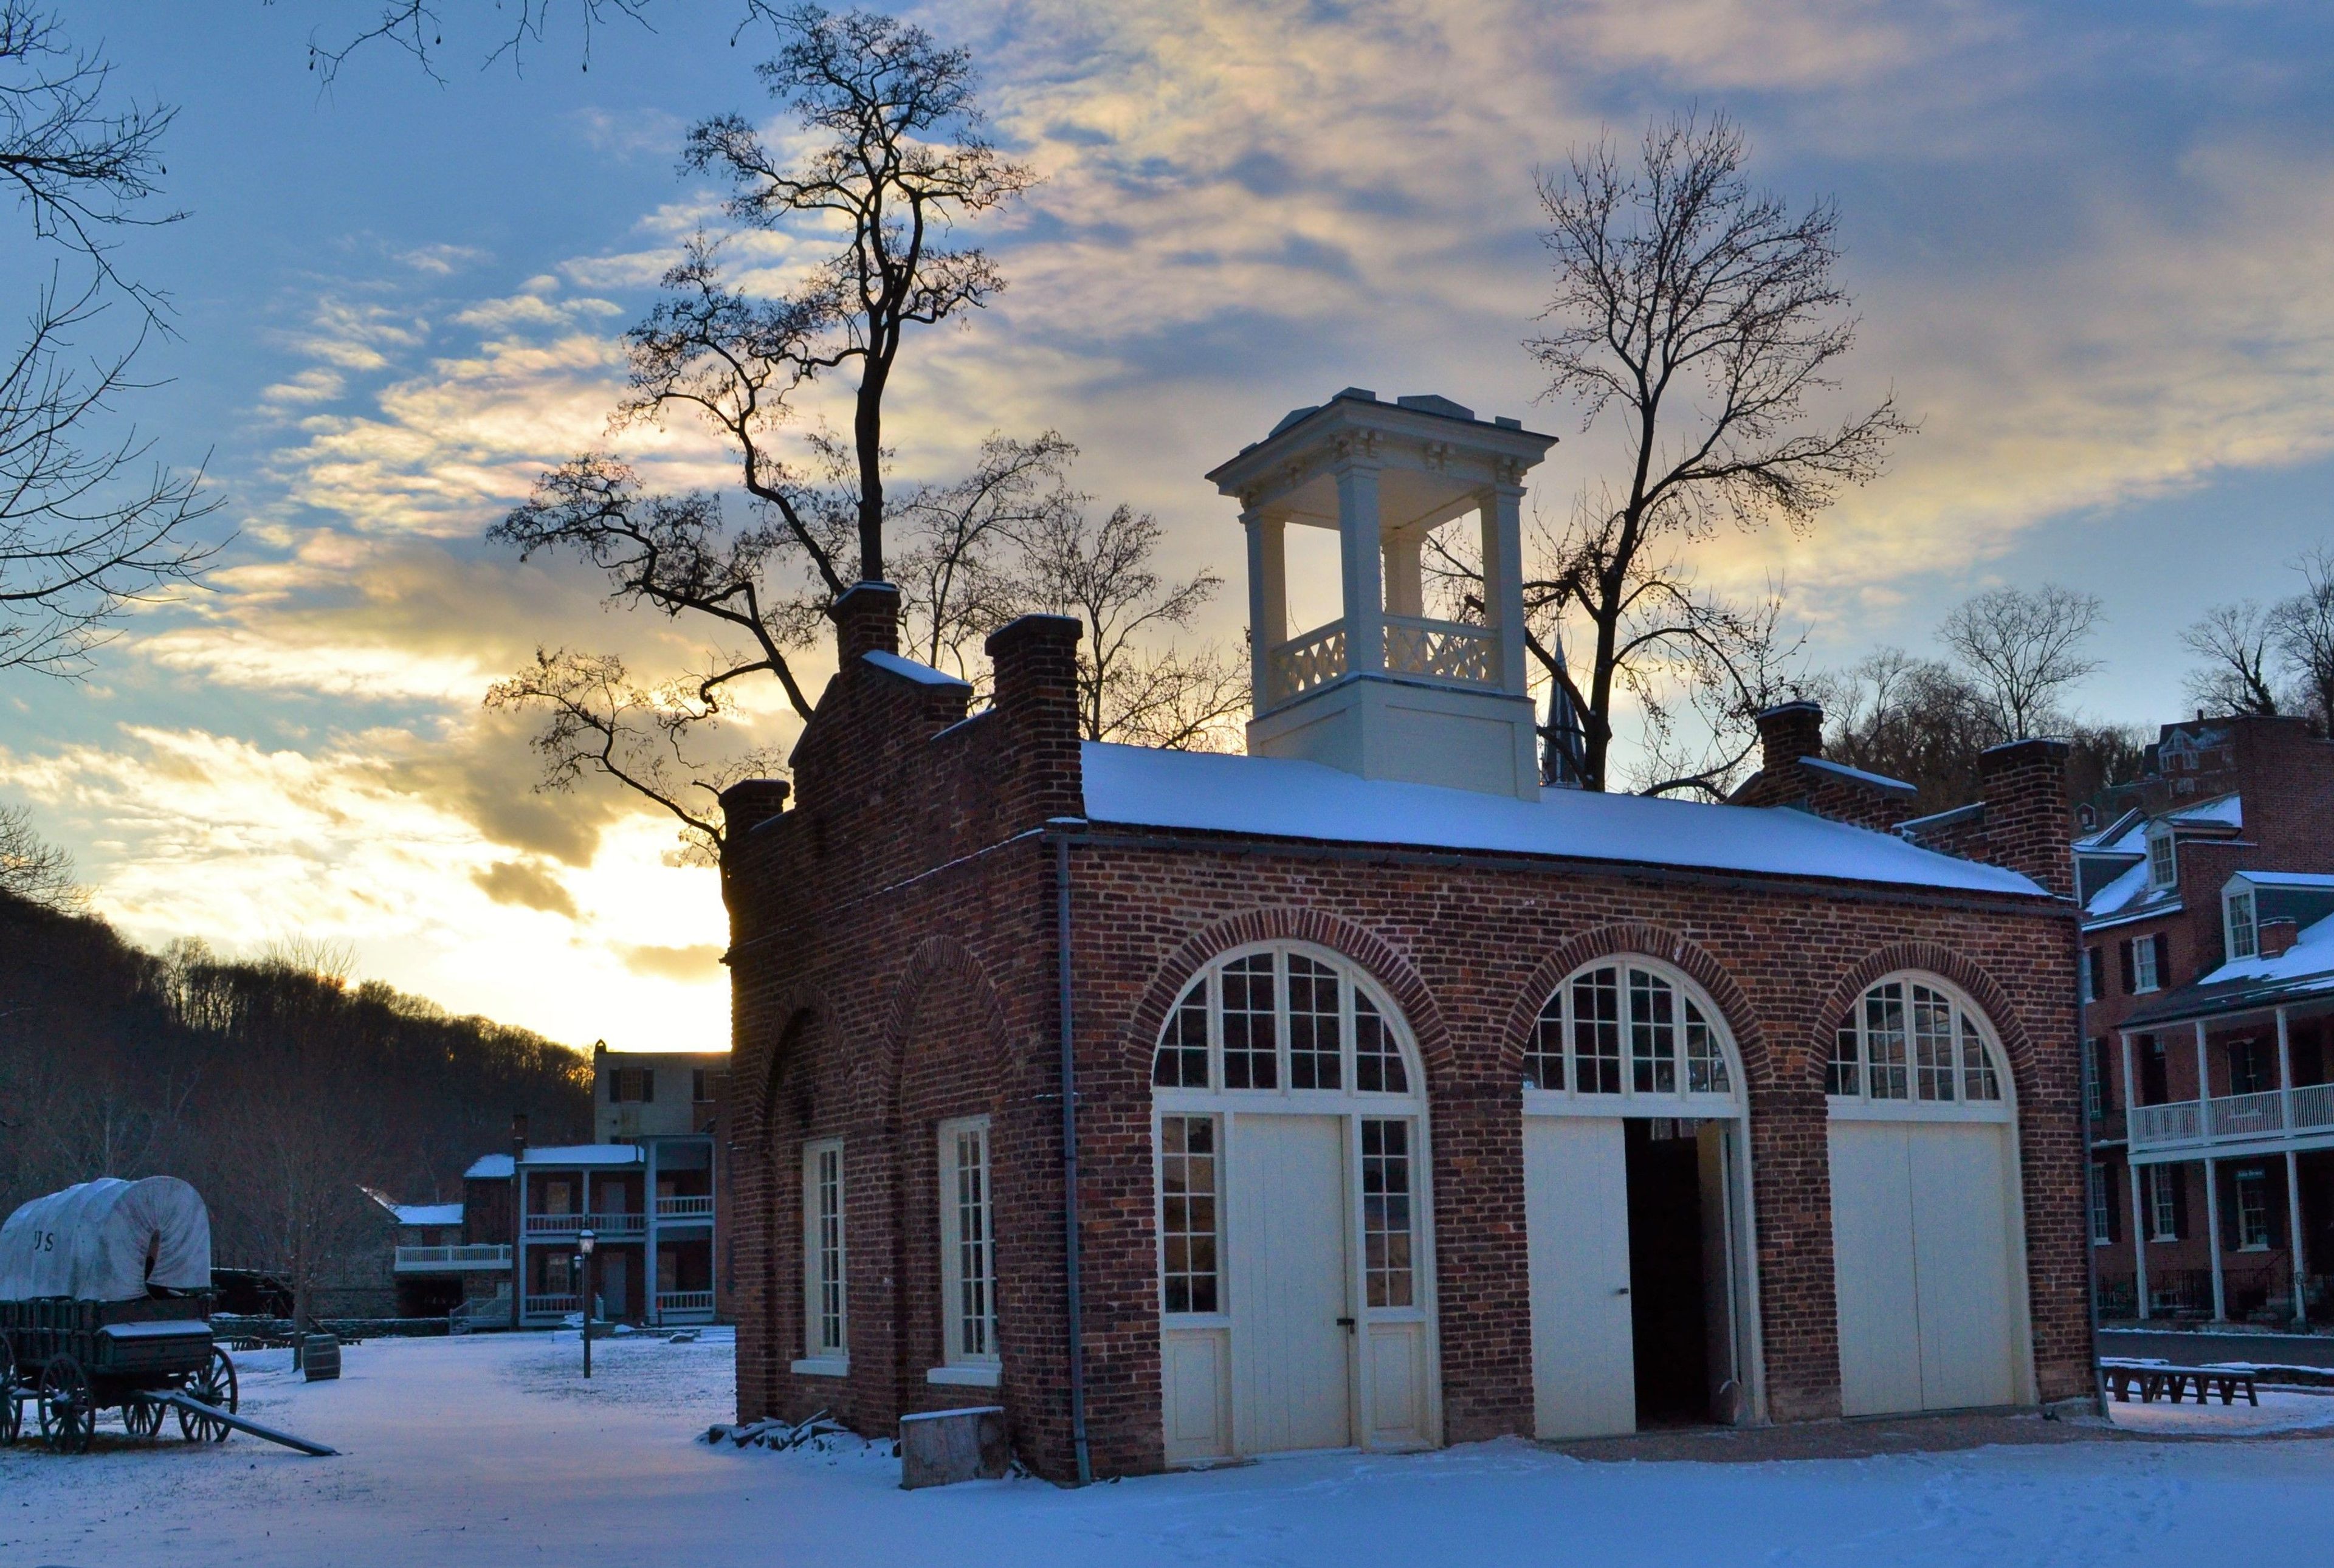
37 1354 95 1454
0 1346 19 1446
122 1394 166 1440
176 1346 238 1443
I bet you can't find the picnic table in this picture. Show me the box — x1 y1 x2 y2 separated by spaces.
2099 1357 2260 1407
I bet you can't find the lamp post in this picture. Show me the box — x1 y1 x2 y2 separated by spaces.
577 1228 596 1380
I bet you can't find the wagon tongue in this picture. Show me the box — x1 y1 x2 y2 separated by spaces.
146 1392 339 1457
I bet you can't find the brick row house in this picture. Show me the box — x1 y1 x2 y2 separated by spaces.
720 390 2091 1480
2075 716 2334 1324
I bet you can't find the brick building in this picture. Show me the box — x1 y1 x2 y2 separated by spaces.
720 390 2091 1480
2073 715 2334 1323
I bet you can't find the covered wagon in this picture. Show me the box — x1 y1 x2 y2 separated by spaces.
0 1176 239 1452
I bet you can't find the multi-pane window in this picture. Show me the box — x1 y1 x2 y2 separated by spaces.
1158 1116 1219 1314
2149 1165 2179 1241
938 1118 996 1364
1150 948 1414 1098
2229 1039 2273 1096
1286 954 1343 1090
2148 828 2177 889
2088 1164 2112 1246
1830 978 2004 1106
803 1139 846 1358
692 1068 724 1104
2132 937 2162 994
1529 963 1730 1100
1360 1119 1416 1308
1220 954 1279 1090
2227 890 2257 960
2236 1169 2271 1250
2083 1039 2104 1120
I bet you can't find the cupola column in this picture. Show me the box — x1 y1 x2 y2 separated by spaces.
1335 454 1385 677
1479 481 1528 695
1243 506 1287 703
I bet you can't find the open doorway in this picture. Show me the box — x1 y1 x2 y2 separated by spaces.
1625 1118 1732 1426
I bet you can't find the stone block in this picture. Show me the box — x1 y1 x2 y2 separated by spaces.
899 1405 1008 1489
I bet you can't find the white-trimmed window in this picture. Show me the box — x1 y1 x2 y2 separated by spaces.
1828 976 2005 1110
2149 1165 2179 1242
2236 1169 2271 1250
2226 889 2258 961
2132 937 2161 994
1150 946 1415 1099
938 1116 997 1369
1360 1118 1416 1308
798 1138 847 1370
2148 826 2178 890
2088 1164 2112 1246
1526 961 1734 1102
1157 1113 1220 1315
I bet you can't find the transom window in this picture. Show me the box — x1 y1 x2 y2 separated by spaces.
1827 976 2005 1109
1152 946 1417 1098
1525 961 1735 1102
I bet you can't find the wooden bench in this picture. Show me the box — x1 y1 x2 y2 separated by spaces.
2099 1358 2260 1407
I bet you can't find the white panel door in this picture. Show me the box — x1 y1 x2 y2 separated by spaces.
1908 1124 2017 1410
1524 1116 1636 1439
1828 1123 1923 1417
1228 1114 1352 1453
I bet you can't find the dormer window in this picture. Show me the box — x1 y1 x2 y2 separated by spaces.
2147 827 2177 890
2226 889 2258 961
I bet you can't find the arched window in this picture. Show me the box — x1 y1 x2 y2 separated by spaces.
1828 975 2005 1108
1152 944 1418 1098
1524 960 1737 1106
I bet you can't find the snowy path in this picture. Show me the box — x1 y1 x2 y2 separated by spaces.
4 1330 2333 1567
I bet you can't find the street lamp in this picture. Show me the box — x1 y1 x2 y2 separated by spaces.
577 1228 596 1380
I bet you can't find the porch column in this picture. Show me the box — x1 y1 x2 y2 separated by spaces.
2122 1031 2149 1321
2205 1155 2228 1321
2194 1019 2212 1123
646 1140 661 1329
1335 461 1384 676
1244 507 1286 703
2288 1149 2309 1327
514 1167 528 1329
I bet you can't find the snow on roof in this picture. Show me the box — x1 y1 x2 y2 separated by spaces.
521 1144 643 1167
464 1154 514 1180
2166 793 2243 828
1078 743 2044 897
1798 756 1916 795
2234 871 2334 890
861 650 971 689
2084 859 2152 920
393 1203 463 1228
2074 808 2149 855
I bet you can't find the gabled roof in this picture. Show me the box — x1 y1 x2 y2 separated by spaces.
2164 793 2243 830
464 1154 514 1180
1078 743 2045 898
2124 911 2334 1027
1799 757 1917 796
2082 859 2181 927
2074 808 2149 856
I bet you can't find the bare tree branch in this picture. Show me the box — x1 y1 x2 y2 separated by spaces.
2181 599 2281 718
1937 582 2102 741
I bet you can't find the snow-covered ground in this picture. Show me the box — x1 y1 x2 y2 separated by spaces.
5 1330 2333 1567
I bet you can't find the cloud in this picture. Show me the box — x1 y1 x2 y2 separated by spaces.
619 942 725 980
473 858 580 918
398 242 490 277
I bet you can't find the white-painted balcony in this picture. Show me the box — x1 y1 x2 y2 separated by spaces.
656 1290 715 1319
523 1211 647 1237
655 1195 714 1222
2129 1082 2334 1155
394 1242 512 1273
1262 614 1498 708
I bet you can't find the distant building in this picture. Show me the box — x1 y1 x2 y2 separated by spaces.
362 1189 506 1319
2075 714 2334 1326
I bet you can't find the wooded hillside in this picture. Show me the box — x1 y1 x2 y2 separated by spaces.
0 890 590 1305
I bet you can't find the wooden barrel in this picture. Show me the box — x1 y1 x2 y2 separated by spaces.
302 1333 342 1381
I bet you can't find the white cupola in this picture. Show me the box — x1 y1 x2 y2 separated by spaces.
1205 388 1556 798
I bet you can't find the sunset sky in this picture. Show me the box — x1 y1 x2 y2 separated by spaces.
5 1 2332 1053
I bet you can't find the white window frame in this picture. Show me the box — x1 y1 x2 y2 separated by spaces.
932 1115 1000 1386
2235 1169 2271 1251
794 1137 848 1375
1826 972 2013 1122
2147 826 2178 890
1520 955 1745 1118
2226 888 2258 961
2132 937 2161 995
2088 1164 2112 1246
2149 1165 2178 1242
2083 1040 2103 1121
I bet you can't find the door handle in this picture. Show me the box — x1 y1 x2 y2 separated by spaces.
1613 1287 1630 1296
1337 1316 1357 1332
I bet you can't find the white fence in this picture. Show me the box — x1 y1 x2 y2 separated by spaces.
2131 1082 2334 1154
394 1243 511 1273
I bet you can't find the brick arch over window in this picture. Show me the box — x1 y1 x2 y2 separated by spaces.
1808 942 2040 1106
742 989 838 1147
1122 907 1456 1089
1497 923 1773 1089
876 935 1019 1123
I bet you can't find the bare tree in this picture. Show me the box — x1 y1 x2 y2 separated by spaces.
2181 600 2281 718
0 6 218 676
1937 582 2102 741
1520 112 1909 793
2269 546 2334 732
1013 502 1245 750
0 799 85 911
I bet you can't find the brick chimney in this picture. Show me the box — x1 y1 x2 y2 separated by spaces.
718 779 790 841
984 613 1085 827
832 580 900 662
1978 738 2073 899
2259 917 2300 959
1755 700 1825 776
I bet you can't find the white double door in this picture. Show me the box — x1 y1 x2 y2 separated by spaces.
1829 1119 2022 1415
